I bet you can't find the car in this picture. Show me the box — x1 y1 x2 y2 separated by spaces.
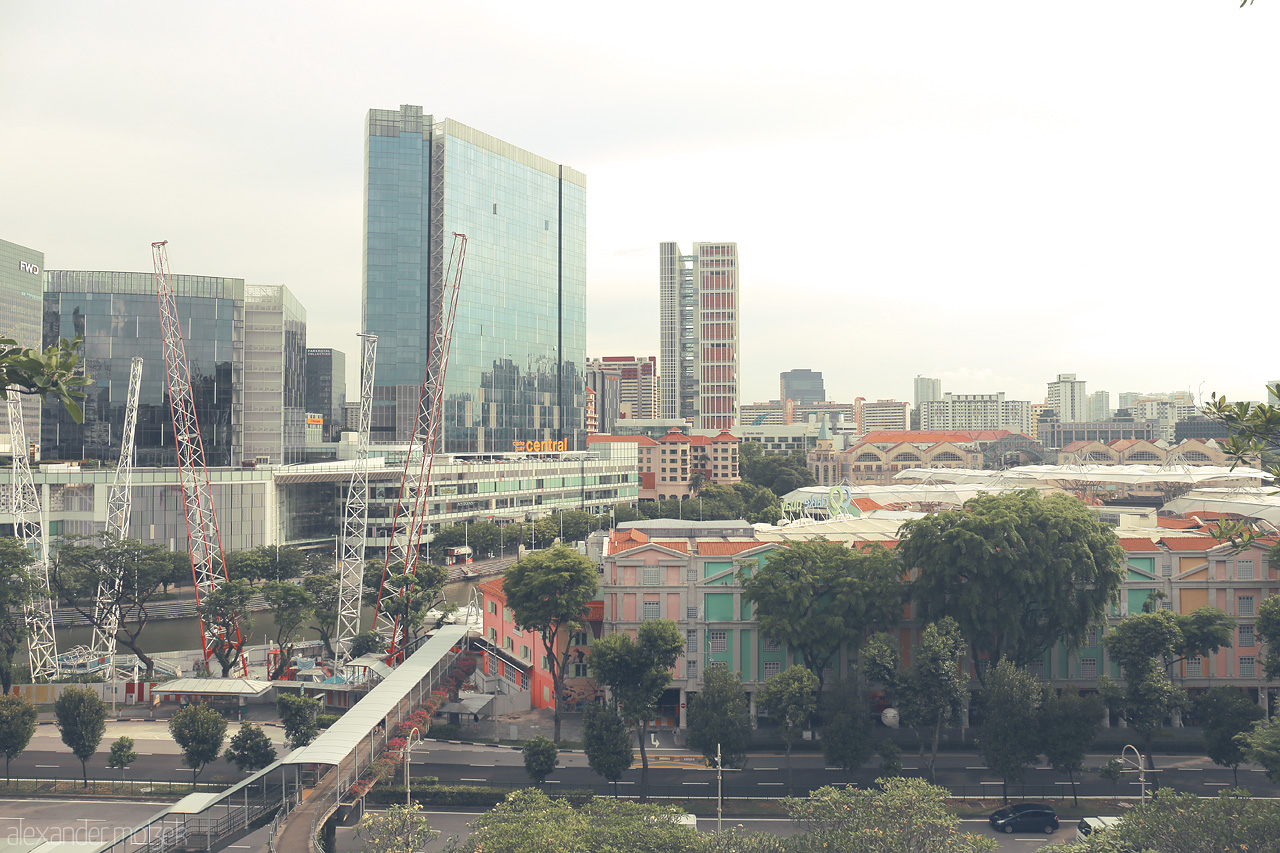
1076 816 1121 840
989 803 1059 834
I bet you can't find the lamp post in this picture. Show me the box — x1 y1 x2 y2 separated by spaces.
405 726 425 806
715 743 723 832
1120 744 1152 802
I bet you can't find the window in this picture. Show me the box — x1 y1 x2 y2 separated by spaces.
503 636 513 651
643 601 661 621
503 607 512 622
643 565 661 585
686 659 698 679
488 600 498 614
763 638 781 652
1239 596 1256 617
1029 659 1044 677
763 661 781 678
569 631 589 647
1086 627 1098 646
709 630 728 653
1240 625 1256 647
1160 601 1172 610
686 629 698 655
1241 657 1257 678
572 663 589 677
487 627 497 642
686 606 699 620
1161 562 1172 577
1186 656 1203 677
1238 560 1255 580
1080 658 1097 679
687 567 698 583
520 645 531 662
540 655 548 670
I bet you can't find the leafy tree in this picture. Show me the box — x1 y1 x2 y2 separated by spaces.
522 735 559 784
738 441 816 494
367 559 449 654
356 802 438 853
900 490 1126 673
108 735 138 780
257 546 305 583
583 704 633 797
686 663 752 770
1098 666 1186 768
785 778 997 853
224 549 267 585
1066 789 1280 853
53 685 107 787
224 722 277 773
0 334 89 421
277 692 321 749
877 739 902 776
865 617 966 783
303 573 339 659
740 540 902 700
1099 757 1125 789
757 665 817 793
1039 685 1103 806
502 544 599 742
169 702 227 780
197 578 255 676
589 619 683 801
458 789 700 853
1256 593 1280 679
0 541 37 693
261 581 315 679
350 630 384 659
1197 687 1265 786
818 679 874 777
1237 714 1280 782
0 694 37 782
974 659 1042 804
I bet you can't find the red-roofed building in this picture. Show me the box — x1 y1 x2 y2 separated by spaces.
811 431 996 486
589 428 740 501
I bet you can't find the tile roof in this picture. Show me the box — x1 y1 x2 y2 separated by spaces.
650 541 690 552
1119 538 1161 551
697 541 769 556
1157 517 1200 529
479 577 506 598
588 434 658 446
1159 536 1223 551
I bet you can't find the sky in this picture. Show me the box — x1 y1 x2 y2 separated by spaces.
1 1 1276 410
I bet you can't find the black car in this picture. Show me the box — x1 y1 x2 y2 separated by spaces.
989 803 1059 834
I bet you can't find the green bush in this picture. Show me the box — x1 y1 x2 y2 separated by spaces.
316 713 342 729
427 723 462 741
365 783 593 807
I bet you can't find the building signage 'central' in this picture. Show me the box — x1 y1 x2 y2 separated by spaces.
513 440 568 453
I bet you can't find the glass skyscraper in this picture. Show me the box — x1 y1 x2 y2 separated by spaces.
362 106 586 452
0 238 46 450
42 270 244 467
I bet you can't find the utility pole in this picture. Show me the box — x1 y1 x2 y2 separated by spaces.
716 743 723 832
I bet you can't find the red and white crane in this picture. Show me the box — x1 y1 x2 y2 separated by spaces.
153 241 243 672
335 333 377 659
6 392 58 681
375 232 467 662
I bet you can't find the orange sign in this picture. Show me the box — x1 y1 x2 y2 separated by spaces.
513 440 567 452
306 417 324 425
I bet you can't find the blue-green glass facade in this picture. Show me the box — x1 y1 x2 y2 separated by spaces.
362 106 586 453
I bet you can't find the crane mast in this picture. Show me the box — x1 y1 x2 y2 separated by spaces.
335 333 377 658
6 391 58 681
153 241 241 670
90 356 143 664
376 232 467 661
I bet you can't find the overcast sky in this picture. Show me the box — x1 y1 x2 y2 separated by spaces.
1 1 1275 409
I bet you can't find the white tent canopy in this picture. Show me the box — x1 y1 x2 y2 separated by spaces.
1163 488 1280 527
896 465 1272 487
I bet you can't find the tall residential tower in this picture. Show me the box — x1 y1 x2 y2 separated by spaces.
659 242 738 430
362 106 586 451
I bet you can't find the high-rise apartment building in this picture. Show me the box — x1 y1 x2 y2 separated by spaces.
919 392 1032 436
659 242 739 430
1047 373 1089 423
913 376 942 409
858 399 910 433
244 286 307 465
587 356 659 421
0 238 45 453
584 362 622 435
42 269 244 467
780 369 825 405
1088 390 1111 422
305 348 347 442
362 105 586 451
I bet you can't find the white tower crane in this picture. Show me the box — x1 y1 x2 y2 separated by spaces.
335 334 376 659
6 391 58 681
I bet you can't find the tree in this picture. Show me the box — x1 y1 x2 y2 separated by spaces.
169 703 227 781
1039 685 1103 806
108 735 138 781
224 722 277 773
0 334 89 422
1256 593 1280 679
738 441 816 494
0 541 37 693
785 778 997 853
818 679 874 777
261 581 315 679
757 665 817 793
740 540 902 700
687 664 752 770
900 490 1126 672
367 559 449 654
1197 687 1265 786
303 573 339 660
502 544 599 742
583 705 632 797
589 619 683 801
350 630 384 659
1098 667 1186 768
1237 714 1280 782
1067 789 1280 852
53 685 107 787
877 739 902 776
974 659 1043 804
356 802 438 853
197 578 255 676
277 692 320 749
0 694 37 782
522 735 559 784
864 617 966 783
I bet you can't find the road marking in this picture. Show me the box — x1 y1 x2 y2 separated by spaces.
228 846 253 849
461 778 486 782
759 782 784 786
1177 767 1202 771
34 765 59 768
902 767 919 771
545 781 561 784
1205 782 1230 787
1054 781 1076 786
682 782 709 786
979 781 1002 786
755 767 778 771
471 764 495 767
965 766 986 770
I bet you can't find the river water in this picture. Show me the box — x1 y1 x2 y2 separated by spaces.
55 578 483 655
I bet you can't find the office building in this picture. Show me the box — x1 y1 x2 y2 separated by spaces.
305 348 347 442
583 363 621 435
42 269 244 467
858 399 910 433
362 105 586 452
0 238 44 452
918 392 1032 436
659 242 739 430
740 400 856 427
1047 373 1089 423
587 356 658 421
780 369 825 405
244 286 307 465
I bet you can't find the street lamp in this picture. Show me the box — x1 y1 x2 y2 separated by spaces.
715 743 723 832
405 726 426 805
1119 744 1156 802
